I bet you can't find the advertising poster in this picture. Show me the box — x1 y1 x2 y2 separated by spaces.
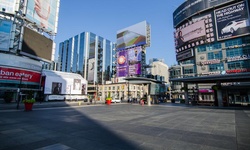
116 21 147 50
73 79 81 90
175 13 215 53
215 1 250 40
26 0 59 33
127 46 142 76
116 50 128 77
175 20 206 49
87 58 95 81
0 20 12 51
52 82 62 94
128 46 142 62
0 0 17 14
43 70 87 95
128 63 141 76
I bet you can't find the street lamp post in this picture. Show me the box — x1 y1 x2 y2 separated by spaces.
16 75 23 109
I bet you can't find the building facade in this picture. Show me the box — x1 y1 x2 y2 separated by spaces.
0 0 60 102
170 0 250 106
57 32 116 85
148 58 169 83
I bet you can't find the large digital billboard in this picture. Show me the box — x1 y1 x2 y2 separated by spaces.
175 13 215 53
21 27 53 61
117 21 147 50
173 0 235 27
117 50 128 77
0 0 18 14
214 1 250 41
116 46 142 77
0 20 12 51
25 0 60 33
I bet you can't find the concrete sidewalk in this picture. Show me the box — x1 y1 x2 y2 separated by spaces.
1 103 250 150
0 100 105 111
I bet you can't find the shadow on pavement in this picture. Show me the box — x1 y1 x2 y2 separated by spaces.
0 104 139 150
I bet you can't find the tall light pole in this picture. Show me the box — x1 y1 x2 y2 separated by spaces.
16 75 24 109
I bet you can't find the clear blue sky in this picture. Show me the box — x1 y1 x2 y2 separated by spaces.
54 0 185 67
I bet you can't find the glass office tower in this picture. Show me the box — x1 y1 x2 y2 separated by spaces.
57 32 115 84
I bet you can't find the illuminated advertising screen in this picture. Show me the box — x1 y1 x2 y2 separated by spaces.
175 13 215 53
26 0 60 33
117 46 142 77
117 50 128 77
176 48 194 61
173 0 235 27
127 46 142 76
0 0 18 14
0 20 12 51
128 63 141 76
215 1 250 41
116 21 147 50
128 46 142 62
21 27 53 61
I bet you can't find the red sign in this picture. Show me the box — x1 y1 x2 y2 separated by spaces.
0 67 41 83
226 68 250 74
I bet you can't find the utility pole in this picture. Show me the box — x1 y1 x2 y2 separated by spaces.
16 75 23 109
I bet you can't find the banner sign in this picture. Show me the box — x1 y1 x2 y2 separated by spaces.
0 66 41 83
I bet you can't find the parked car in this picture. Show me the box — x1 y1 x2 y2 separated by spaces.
221 18 249 34
111 98 121 103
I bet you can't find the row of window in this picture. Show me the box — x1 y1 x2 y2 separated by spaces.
98 85 144 91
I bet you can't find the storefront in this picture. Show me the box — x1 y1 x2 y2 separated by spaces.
170 73 250 107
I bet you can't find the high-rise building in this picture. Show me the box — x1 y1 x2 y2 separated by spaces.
57 32 116 85
148 58 169 83
170 0 250 106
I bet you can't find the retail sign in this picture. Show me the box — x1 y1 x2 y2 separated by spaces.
0 66 41 83
226 68 250 74
200 59 220 65
201 71 220 76
227 54 250 62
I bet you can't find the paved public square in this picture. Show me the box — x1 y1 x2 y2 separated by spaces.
0 103 250 150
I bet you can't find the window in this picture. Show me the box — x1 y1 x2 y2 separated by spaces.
181 59 194 64
227 61 244 70
225 38 242 47
183 67 194 74
197 45 206 52
209 63 224 72
207 51 222 60
206 43 222 51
